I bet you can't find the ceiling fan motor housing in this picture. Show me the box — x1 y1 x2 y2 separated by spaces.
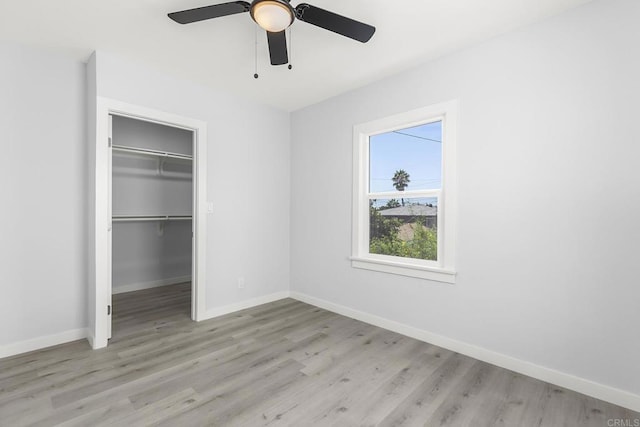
250 0 295 32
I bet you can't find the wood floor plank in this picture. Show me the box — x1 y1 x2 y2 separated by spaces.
55 398 135 427
337 345 452 426
0 395 52 426
264 338 423 426
485 372 549 426
1 284 638 426
107 387 202 426
430 362 513 427
376 352 477 426
47 305 326 409
23 340 256 426
251 332 437 426
154 359 307 427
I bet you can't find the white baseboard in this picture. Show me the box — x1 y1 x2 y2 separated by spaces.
0 328 88 359
201 291 291 321
290 291 640 413
112 276 192 294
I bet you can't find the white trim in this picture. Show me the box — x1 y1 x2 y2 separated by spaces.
107 114 113 340
200 292 291 321
112 276 192 295
351 257 456 283
0 329 88 359
91 97 208 348
367 190 441 199
352 100 458 281
192 119 208 321
86 328 95 349
289 291 640 413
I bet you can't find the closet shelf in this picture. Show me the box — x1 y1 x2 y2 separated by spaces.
112 215 192 222
112 144 193 161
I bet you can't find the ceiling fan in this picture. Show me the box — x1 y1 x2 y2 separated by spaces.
168 1 376 67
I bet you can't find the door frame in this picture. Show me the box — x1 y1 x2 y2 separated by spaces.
90 97 207 349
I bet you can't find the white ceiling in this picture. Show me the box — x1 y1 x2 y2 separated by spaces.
0 0 592 111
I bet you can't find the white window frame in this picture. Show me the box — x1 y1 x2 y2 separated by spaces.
351 100 457 283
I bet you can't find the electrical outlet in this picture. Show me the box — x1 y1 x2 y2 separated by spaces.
237 277 245 289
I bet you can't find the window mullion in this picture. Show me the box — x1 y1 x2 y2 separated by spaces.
368 190 441 200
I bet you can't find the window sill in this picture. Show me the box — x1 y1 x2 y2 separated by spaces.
350 256 456 284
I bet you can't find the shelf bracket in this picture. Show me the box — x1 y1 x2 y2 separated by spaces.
158 155 168 176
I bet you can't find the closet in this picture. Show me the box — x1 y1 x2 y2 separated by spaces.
110 114 194 338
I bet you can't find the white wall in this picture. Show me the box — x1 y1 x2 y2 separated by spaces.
94 51 291 311
0 44 290 352
0 43 87 348
290 0 640 399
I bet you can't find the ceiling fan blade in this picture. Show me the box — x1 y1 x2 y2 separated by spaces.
267 31 288 66
295 3 375 43
168 1 250 24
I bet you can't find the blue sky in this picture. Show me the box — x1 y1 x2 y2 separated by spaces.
369 120 442 193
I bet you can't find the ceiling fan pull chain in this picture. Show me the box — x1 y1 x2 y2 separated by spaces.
288 27 293 70
254 25 259 79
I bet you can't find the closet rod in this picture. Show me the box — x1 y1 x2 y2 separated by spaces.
112 144 193 161
112 215 192 222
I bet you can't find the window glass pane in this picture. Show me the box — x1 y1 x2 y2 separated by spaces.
369 121 442 193
369 197 438 261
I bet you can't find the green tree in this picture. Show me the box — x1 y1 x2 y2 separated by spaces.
369 202 401 241
406 221 437 261
369 207 438 261
392 169 410 206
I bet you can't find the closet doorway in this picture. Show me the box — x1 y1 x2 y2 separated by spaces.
91 99 207 349
110 115 193 340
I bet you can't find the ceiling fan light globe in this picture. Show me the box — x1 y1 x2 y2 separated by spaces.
251 0 294 32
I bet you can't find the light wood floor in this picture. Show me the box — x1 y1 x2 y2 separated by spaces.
1 283 638 426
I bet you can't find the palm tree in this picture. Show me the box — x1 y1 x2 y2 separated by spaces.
392 169 410 206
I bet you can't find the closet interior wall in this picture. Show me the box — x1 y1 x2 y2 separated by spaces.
111 115 193 294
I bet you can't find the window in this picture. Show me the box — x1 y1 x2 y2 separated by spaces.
352 101 457 283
